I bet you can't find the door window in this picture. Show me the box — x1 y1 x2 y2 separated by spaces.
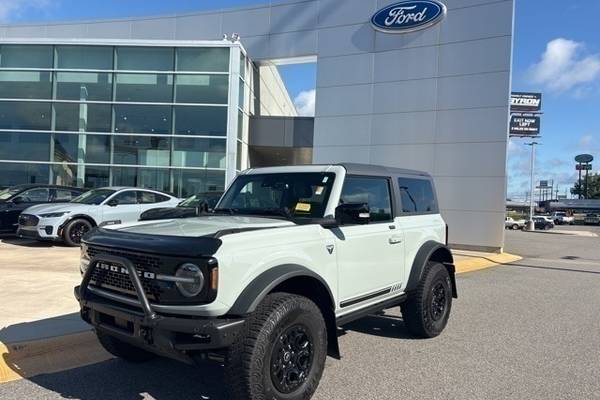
137 191 170 204
18 188 49 202
340 177 393 222
110 191 137 205
53 188 76 202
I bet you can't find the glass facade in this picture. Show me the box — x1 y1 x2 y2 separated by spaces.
0 43 239 196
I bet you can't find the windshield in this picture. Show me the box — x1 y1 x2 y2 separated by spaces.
71 189 116 205
216 172 336 219
179 193 222 208
0 187 22 201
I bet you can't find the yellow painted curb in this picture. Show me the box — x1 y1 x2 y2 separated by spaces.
455 252 522 274
0 331 111 384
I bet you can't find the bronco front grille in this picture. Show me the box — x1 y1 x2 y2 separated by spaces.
87 246 164 301
19 214 39 227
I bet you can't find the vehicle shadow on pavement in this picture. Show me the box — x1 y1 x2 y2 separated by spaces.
0 236 62 248
26 358 230 400
341 313 418 340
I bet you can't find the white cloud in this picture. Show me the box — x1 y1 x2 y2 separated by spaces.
293 89 316 116
529 38 600 93
579 134 593 147
0 0 52 22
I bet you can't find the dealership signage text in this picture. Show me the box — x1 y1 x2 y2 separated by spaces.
371 1 447 33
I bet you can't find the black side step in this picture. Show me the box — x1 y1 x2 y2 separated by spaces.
336 293 407 326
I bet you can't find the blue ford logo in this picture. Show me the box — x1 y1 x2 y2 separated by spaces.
371 0 447 33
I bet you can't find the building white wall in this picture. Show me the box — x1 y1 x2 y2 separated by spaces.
254 64 298 117
0 0 514 250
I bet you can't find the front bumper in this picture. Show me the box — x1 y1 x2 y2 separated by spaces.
75 255 244 363
17 225 60 240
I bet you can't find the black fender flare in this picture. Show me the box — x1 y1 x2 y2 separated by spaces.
228 264 335 316
406 241 457 298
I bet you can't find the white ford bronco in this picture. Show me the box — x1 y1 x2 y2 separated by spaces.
75 163 456 400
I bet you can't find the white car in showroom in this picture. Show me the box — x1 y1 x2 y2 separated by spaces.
17 187 180 246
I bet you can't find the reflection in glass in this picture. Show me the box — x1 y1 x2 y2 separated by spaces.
172 169 225 198
85 135 110 164
54 133 82 163
84 166 109 188
52 163 77 187
113 136 170 166
0 45 52 68
114 104 172 134
55 72 112 101
175 74 228 104
0 71 52 99
0 132 50 161
54 103 111 132
0 102 51 130
0 162 49 186
176 47 229 72
115 73 173 103
55 46 113 70
116 47 174 71
172 137 226 168
174 106 227 136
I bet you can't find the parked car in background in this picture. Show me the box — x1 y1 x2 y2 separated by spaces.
17 187 180 246
551 211 574 225
584 213 600 225
0 184 84 233
532 216 554 230
139 192 223 221
505 216 526 230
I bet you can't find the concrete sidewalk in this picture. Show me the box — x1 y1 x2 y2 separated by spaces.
0 237 520 384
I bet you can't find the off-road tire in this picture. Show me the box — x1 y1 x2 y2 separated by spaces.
63 218 92 246
401 262 452 338
96 331 156 363
226 293 327 400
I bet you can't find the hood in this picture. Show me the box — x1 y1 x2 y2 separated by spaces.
115 215 295 237
139 206 196 221
25 202 92 215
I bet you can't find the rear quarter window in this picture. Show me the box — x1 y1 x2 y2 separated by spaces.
397 177 437 214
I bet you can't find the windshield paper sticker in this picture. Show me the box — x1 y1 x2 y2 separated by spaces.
315 186 324 195
295 202 311 212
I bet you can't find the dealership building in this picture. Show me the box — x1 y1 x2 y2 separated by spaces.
0 0 514 251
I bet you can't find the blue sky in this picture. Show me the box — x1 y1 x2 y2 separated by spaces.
2 0 599 198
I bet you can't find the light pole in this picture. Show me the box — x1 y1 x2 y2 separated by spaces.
525 142 539 231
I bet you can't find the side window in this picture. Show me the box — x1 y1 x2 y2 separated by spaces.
54 189 75 202
19 188 49 202
397 177 437 214
340 176 393 222
111 191 137 205
138 191 170 204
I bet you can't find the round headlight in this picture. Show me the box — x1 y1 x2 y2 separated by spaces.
175 263 204 297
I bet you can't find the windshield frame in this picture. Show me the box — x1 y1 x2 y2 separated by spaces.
215 172 337 221
71 189 116 205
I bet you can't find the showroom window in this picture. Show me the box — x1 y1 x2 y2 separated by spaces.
54 103 112 132
0 102 51 130
0 71 52 99
174 105 228 136
116 47 174 71
114 104 172 134
0 45 52 69
55 45 113 70
55 72 113 101
113 135 170 166
176 47 229 72
0 132 50 161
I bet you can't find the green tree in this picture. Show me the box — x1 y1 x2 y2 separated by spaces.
571 173 600 199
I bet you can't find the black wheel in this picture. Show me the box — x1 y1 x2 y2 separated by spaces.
401 262 452 338
63 218 92 246
226 293 327 400
96 331 156 363
544 224 552 230
512 224 519 230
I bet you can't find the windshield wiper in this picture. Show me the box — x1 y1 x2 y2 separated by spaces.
213 207 239 215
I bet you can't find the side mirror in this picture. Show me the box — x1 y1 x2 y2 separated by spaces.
107 199 118 207
12 196 25 204
335 203 371 225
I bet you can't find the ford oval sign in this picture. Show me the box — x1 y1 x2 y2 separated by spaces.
371 0 447 33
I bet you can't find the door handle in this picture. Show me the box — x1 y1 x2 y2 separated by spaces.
388 236 402 244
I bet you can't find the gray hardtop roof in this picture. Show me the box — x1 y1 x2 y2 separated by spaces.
339 163 432 178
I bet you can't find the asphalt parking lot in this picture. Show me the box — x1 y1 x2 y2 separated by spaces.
1 227 600 399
